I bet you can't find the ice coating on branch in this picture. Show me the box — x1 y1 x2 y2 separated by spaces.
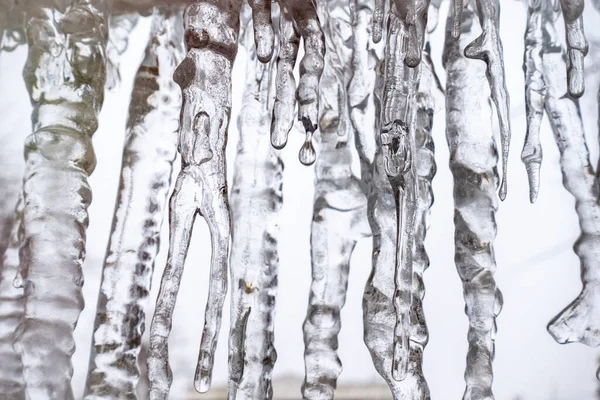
443 5 503 399
85 10 183 400
0 198 25 400
147 1 237 397
463 0 511 201
227 7 282 399
270 0 324 165
559 0 587 98
12 1 107 398
530 0 600 349
301 0 370 397
522 0 545 203
105 13 140 90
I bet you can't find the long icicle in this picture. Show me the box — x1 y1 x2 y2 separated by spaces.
147 1 239 398
463 0 511 201
301 0 370 397
13 1 107 398
85 9 184 400
443 3 503 399
227 6 282 400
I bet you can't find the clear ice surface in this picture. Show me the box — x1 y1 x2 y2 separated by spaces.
105 13 140 91
559 0 587 98
85 9 184 400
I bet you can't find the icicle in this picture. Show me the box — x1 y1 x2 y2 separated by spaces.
522 0 546 203
301 0 370 397
463 0 511 201
443 5 503 399
227 6 282 400
534 0 600 350
558 0 587 98
0 197 25 400
105 13 139 91
85 9 183 400
13 1 107 398
270 1 325 166
147 1 239 398
428 0 445 34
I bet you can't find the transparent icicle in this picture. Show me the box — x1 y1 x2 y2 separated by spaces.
85 9 184 400
464 0 511 201
530 0 600 350
227 6 282 400
558 0 587 98
270 0 325 166
147 1 239 398
0 198 25 400
13 2 107 399
105 13 140 90
301 0 370 398
443 5 503 399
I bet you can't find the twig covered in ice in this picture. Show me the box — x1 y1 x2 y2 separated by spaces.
443 4 503 399
227 6 282 400
147 1 239 398
13 1 107 398
85 9 183 400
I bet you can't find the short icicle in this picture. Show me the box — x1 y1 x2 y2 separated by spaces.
559 0 587 98
85 9 184 400
227 6 283 400
147 1 239 398
13 1 108 398
443 4 503 399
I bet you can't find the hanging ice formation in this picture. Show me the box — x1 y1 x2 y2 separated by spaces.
85 9 184 400
301 0 370 398
105 13 140 90
227 5 283 400
12 1 107 398
521 0 600 353
443 4 503 399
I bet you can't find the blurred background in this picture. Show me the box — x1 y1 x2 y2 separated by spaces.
1 1 600 399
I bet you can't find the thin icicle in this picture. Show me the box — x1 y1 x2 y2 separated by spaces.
13 1 107 398
534 0 600 349
301 0 370 397
85 9 183 400
443 5 503 399
463 0 511 201
522 0 546 203
559 0 587 98
147 1 239 398
105 13 140 91
227 6 282 400
0 198 25 400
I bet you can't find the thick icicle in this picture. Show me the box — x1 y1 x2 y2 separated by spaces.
0 198 25 400
85 9 184 400
301 0 370 397
443 5 503 399
559 0 587 98
227 6 282 400
147 1 238 398
105 13 140 90
463 0 511 201
270 0 325 166
13 1 107 398
522 0 546 203
536 0 600 349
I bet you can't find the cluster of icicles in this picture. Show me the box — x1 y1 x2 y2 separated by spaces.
0 0 597 398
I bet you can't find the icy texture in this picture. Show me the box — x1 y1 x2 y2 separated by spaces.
301 0 370 398
463 0 511 201
227 7 282 400
0 198 25 400
13 1 107 399
105 13 140 90
147 1 238 398
527 0 600 349
559 0 587 98
85 9 183 400
443 5 503 400
270 0 325 166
